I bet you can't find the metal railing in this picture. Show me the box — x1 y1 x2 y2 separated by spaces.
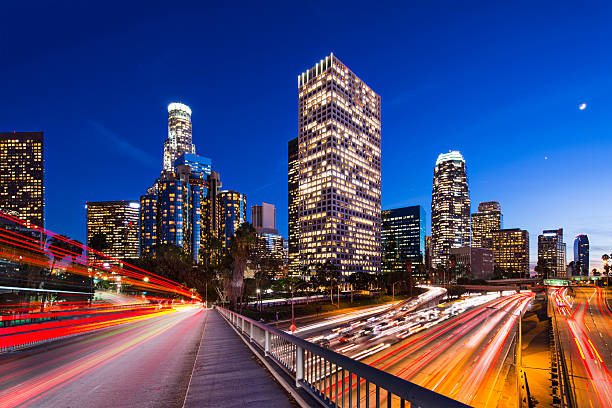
217 306 469 408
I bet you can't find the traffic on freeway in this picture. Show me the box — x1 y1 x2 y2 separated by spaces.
551 286 612 408
299 290 534 407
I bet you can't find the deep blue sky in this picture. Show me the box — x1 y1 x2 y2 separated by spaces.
2 1 611 269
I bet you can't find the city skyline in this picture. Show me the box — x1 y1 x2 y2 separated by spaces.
2 2 611 269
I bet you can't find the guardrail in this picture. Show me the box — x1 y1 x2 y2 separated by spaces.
217 306 469 408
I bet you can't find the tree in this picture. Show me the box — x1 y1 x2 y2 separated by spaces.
228 223 257 310
534 259 551 280
314 259 341 305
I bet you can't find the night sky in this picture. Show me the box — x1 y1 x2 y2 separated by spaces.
2 1 611 269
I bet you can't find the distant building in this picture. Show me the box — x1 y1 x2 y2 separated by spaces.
163 103 195 171
471 201 502 249
173 153 211 179
538 228 567 277
425 236 432 272
0 132 44 228
252 202 277 234
382 206 426 278
449 247 494 280
431 151 471 269
573 235 589 276
86 201 140 264
219 190 246 247
287 137 299 275
139 158 208 262
295 54 381 276
139 194 158 253
490 228 530 278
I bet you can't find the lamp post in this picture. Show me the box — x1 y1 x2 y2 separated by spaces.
256 288 261 311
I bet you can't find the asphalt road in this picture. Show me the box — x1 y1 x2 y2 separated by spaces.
0 306 206 408
552 286 612 408
357 292 533 407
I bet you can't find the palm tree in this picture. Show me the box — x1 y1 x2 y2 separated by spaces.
228 223 257 311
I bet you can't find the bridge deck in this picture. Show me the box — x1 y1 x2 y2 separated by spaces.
183 309 296 408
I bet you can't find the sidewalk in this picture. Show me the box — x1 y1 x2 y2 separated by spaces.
183 310 297 408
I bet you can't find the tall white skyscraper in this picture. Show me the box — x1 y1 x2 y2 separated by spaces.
163 103 195 171
296 53 382 276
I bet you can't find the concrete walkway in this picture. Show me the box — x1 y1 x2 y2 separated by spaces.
183 310 296 408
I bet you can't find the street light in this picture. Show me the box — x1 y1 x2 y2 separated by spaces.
256 288 261 311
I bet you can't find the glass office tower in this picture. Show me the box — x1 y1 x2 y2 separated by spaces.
382 205 426 277
573 234 589 276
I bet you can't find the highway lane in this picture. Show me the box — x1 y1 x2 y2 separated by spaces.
298 291 532 407
0 305 205 408
551 286 612 408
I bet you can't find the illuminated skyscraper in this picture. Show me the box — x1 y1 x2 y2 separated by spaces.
0 132 44 228
163 103 195 171
219 190 247 248
296 53 382 276
538 228 567 277
573 234 589 276
431 151 471 268
139 194 157 254
490 228 530 278
86 201 140 263
288 137 299 275
382 206 426 277
471 201 502 249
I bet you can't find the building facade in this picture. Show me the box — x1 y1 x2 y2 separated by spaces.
163 103 196 171
538 228 567 277
86 201 140 263
219 190 247 248
573 234 589 276
381 205 426 277
0 132 44 228
490 228 530 278
139 194 158 253
252 202 276 234
296 53 382 276
471 201 502 249
449 247 494 280
431 151 471 269
288 137 299 275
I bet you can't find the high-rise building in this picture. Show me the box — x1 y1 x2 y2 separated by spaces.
424 236 432 272
573 234 589 276
86 201 140 264
296 53 382 276
252 202 277 234
288 137 299 275
449 247 495 280
174 153 211 179
490 228 530 278
431 151 471 269
382 206 426 277
471 201 502 249
0 132 44 228
538 228 567 277
219 190 246 247
163 103 195 171
139 194 158 254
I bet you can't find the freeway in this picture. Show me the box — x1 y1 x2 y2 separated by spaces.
303 292 533 407
551 286 612 408
0 305 205 408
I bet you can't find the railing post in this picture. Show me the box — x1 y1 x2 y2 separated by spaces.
265 330 270 356
250 321 254 342
241 317 245 333
295 345 304 388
